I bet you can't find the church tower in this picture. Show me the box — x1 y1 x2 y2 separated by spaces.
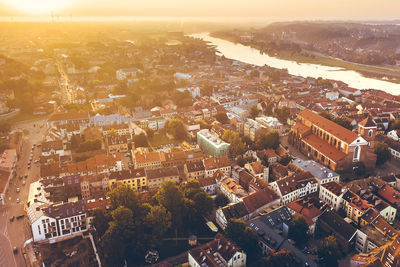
357 116 377 147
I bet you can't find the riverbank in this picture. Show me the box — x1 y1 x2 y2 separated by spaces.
210 32 400 84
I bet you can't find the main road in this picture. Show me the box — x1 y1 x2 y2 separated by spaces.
0 118 47 267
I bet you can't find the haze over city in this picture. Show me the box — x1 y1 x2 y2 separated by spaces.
0 0 399 20
1 1 400 267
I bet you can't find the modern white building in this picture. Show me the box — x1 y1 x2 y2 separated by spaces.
28 200 87 243
197 129 230 157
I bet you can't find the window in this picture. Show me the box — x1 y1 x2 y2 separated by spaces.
353 146 360 161
368 130 373 138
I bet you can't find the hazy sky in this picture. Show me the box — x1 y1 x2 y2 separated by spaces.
1 0 400 20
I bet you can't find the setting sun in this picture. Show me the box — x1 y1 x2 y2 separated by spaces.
4 0 71 14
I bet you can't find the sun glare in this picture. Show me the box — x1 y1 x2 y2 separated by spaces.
5 0 71 14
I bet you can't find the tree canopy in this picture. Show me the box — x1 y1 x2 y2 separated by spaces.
256 131 280 150
258 249 297 267
225 219 261 260
215 112 230 124
318 235 341 267
288 215 309 247
166 118 186 140
222 130 246 157
374 141 391 165
98 185 172 266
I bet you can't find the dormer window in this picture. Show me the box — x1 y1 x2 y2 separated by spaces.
368 129 373 138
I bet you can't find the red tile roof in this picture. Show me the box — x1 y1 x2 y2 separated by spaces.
378 184 400 205
299 109 358 144
242 187 279 213
302 133 347 163
359 116 376 128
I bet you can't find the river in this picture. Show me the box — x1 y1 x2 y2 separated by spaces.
191 33 400 96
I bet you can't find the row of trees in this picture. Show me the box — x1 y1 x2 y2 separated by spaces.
71 135 102 153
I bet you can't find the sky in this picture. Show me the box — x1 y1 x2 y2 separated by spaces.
0 0 400 20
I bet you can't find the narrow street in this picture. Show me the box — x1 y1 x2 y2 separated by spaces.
0 118 47 267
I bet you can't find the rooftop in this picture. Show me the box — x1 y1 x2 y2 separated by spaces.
298 109 358 144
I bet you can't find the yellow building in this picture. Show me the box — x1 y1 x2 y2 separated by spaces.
108 168 147 191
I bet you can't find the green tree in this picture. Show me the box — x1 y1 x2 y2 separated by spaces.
108 185 140 212
354 162 366 176
275 106 290 123
182 180 215 222
92 209 110 237
259 249 296 267
279 154 292 166
222 130 246 157
201 82 214 96
166 118 186 140
236 155 246 167
197 119 211 129
249 69 260 79
374 141 391 165
249 105 259 119
318 235 341 267
133 132 149 147
214 193 230 208
144 205 172 245
215 112 229 124
288 215 309 247
389 119 400 131
145 128 154 139
155 181 186 230
225 219 261 259
256 131 280 150
101 206 135 266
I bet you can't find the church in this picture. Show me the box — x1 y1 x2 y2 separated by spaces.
289 109 376 172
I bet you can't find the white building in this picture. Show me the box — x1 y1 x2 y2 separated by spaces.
319 182 344 210
387 130 400 142
270 172 318 205
197 129 230 157
116 68 142 81
188 233 246 267
28 200 87 243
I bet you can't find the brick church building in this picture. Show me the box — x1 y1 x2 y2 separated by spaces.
289 109 376 172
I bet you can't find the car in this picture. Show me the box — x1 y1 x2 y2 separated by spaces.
13 247 18 254
9 216 15 222
34 160 40 163
22 181 26 185
16 188 20 193
16 198 20 204
16 215 24 220
124 152 130 157
19 176 22 180
24 175 28 179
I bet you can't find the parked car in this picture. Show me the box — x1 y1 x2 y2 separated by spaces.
16 198 20 204
16 188 20 193
13 247 18 254
10 216 15 222
22 181 26 185
16 215 24 220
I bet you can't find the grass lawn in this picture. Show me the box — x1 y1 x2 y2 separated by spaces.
148 133 176 147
